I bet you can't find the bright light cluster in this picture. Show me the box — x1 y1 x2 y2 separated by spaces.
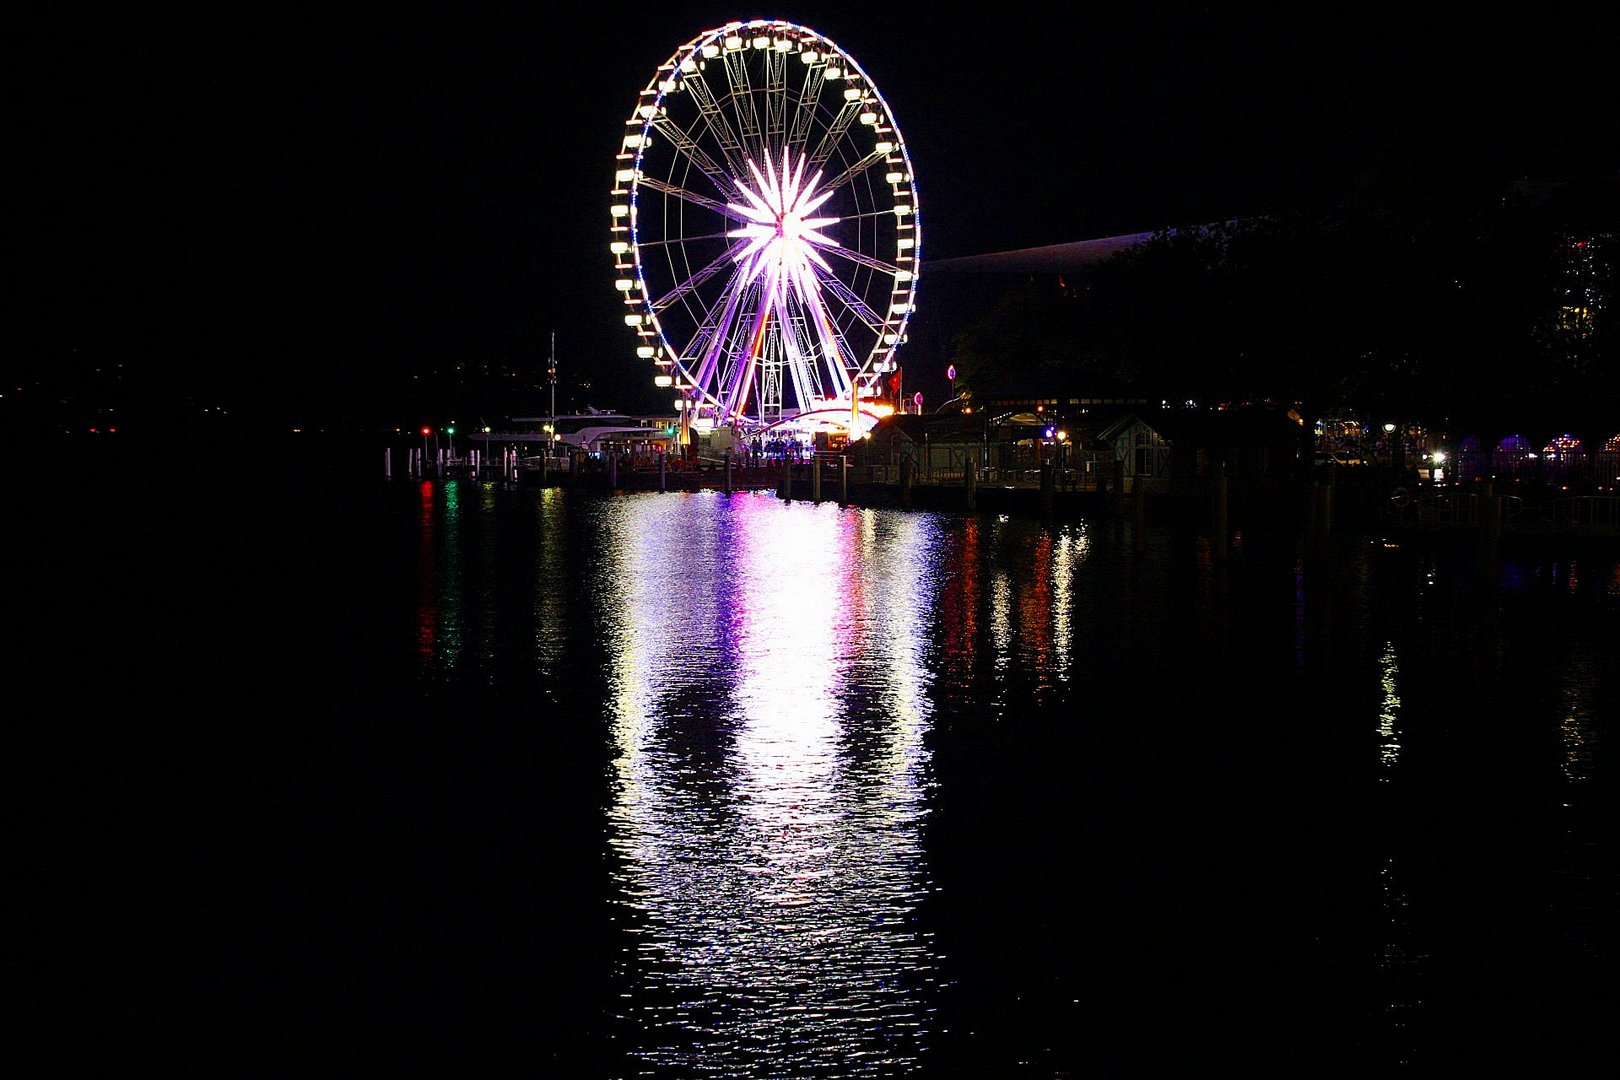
729 150 840 306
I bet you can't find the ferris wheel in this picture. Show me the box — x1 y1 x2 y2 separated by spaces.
611 20 919 439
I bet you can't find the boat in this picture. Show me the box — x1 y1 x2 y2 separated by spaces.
474 410 679 456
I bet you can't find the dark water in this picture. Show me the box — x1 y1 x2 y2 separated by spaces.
23 439 1618 1075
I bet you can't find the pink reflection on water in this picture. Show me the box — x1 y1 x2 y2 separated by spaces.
599 493 938 1073
414 480 438 667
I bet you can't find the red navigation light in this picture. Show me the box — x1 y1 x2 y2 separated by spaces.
421 426 431 436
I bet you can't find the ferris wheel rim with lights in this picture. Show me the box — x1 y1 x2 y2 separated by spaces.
610 20 919 440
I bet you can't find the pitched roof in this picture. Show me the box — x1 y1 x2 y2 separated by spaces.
872 413 988 443
1095 407 1305 445
927 231 1159 273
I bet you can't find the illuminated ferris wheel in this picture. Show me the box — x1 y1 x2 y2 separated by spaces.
610 20 920 439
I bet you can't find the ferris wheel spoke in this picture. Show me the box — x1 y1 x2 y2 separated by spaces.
758 46 793 165
637 229 737 250
785 64 828 162
688 271 756 400
808 98 864 172
793 282 858 397
677 68 756 188
634 176 747 221
681 285 740 387
717 50 770 176
818 242 904 280
778 288 838 403
803 261 895 391
716 264 772 417
644 109 742 201
649 239 751 315
806 261 885 334
816 147 891 195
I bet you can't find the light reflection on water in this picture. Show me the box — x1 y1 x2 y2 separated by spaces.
1376 641 1402 772
38 440 1620 1075
531 487 571 699
596 493 961 1075
386 479 1616 1073
935 516 1087 707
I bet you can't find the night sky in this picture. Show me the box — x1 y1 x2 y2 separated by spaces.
21 4 1618 427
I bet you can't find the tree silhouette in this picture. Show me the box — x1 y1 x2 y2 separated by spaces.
945 176 1617 443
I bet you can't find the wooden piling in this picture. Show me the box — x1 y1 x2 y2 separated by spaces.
1133 472 1147 553
1320 472 1334 540
1478 494 1502 580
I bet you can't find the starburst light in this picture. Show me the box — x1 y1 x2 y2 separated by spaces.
728 149 841 303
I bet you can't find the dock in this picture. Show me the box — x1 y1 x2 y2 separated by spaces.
386 445 1619 545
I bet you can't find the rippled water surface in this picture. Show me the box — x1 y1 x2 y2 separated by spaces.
29 445 1618 1075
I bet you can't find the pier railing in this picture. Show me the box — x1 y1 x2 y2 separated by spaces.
1387 489 1620 536
857 461 1105 492
1549 494 1620 528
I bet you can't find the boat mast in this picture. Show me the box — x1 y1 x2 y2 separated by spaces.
548 330 556 455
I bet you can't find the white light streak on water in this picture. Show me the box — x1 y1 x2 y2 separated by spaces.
1050 525 1085 678
1377 641 1402 773
989 563 1013 680
598 493 940 1075
529 487 571 693
1558 655 1599 785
